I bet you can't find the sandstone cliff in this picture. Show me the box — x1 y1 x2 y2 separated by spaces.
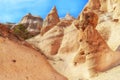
12 13 43 35
85 0 120 50
41 6 60 35
27 0 120 80
78 0 120 50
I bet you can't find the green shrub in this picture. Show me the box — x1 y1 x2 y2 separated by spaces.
13 24 33 39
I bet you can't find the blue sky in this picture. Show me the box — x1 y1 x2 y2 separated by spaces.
0 0 88 23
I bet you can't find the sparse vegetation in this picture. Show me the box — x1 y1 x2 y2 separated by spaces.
13 24 33 39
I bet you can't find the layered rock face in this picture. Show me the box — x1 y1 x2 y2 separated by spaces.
27 18 82 80
0 24 67 80
89 0 120 50
83 0 120 50
12 13 43 35
75 11 120 72
27 13 75 57
41 6 60 35
27 0 120 80
87 0 101 10
87 0 119 12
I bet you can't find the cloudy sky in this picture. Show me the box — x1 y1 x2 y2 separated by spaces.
0 0 88 23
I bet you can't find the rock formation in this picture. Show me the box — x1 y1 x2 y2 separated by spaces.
80 0 120 50
86 0 116 12
41 6 60 35
27 0 120 80
28 13 76 57
0 24 67 80
75 11 120 72
28 21 65 57
64 13 75 21
1 0 120 80
12 13 43 35
87 0 101 10
27 18 82 80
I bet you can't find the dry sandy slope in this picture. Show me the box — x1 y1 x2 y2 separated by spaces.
0 37 67 80
92 65 120 80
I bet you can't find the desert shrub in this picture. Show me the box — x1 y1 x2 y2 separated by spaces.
13 24 33 39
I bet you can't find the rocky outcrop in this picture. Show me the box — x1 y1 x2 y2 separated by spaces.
81 0 120 50
75 11 120 71
99 0 120 50
86 0 113 12
10 13 43 40
85 0 120 13
87 0 101 10
12 13 43 35
27 0 120 80
58 13 75 27
41 6 60 35
28 22 65 57
112 0 120 19
64 13 75 21
27 18 81 80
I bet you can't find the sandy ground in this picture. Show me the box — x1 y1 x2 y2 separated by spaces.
92 65 120 80
49 57 120 80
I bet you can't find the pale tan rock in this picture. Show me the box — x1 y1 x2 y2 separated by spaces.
88 0 101 10
41 6 60 35
85 0 119 13
95 0 120 50
99 0 108 12
75 11 120 76
12 13 43 35
21 13 43 33
64 13 75 21
112 0 120 19
27 0 120 80
27 18 83 79
82 0 120 50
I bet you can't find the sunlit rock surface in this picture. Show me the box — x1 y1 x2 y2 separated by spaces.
26 0 120 80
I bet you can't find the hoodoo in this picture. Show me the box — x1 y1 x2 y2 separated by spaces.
41 6 60 35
